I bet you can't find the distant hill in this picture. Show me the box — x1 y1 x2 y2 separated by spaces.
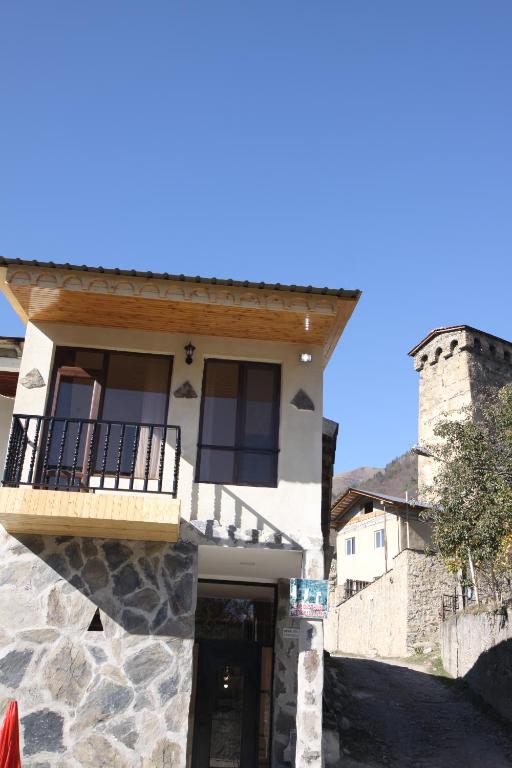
332 467 381 501
332 451 418 503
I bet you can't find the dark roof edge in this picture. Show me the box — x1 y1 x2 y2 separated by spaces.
408 325 512 357
0 256 361 301
331 486 426 519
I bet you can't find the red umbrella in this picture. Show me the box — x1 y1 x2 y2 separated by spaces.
0 701 21 768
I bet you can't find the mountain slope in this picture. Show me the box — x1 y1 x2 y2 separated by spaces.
333 451 418 502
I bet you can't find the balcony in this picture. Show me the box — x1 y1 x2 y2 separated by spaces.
0 414 181 541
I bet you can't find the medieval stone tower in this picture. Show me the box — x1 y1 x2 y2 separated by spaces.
409 325 512 491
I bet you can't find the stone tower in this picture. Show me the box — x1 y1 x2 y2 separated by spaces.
409 325 512 490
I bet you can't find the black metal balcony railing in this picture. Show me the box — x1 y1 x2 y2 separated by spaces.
3 415 181 497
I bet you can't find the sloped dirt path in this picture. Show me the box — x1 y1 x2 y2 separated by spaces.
326 654 512 768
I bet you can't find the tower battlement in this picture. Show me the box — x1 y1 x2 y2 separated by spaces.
409 325 512 489
409 325 512 373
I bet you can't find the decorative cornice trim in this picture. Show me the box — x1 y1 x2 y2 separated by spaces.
5 266 349 317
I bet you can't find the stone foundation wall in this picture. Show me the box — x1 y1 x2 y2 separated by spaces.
0 528 197 767
325 549 455 657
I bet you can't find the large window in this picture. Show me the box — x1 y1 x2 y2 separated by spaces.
375 529 385 549
196 359 280 486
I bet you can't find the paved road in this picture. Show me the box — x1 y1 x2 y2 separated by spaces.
328 655 512 768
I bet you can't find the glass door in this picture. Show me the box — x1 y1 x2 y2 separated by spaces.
192 641 260 768
41 348 173 490
42 355 103 488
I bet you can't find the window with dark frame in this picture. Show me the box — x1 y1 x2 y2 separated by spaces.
46 347 173 483
196 359 281 487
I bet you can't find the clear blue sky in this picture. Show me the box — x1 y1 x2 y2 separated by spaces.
1 1 511 471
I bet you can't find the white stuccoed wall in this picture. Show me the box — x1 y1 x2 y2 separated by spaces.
13 320 324 547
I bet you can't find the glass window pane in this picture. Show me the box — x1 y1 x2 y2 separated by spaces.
198 448 235 484
48 377 94 480
54 377 94 420
101 353 171 425
238 451 276 486
201 361 239 447
74 349 105 372
97 353 171 476
241 366 278 450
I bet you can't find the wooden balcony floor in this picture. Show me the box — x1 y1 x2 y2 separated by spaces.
0 486 180 542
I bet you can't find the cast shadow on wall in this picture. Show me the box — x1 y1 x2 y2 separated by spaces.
11 533 196 639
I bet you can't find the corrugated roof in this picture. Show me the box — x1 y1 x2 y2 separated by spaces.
0 256 361 300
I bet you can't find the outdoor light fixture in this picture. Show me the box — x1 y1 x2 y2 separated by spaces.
300 353 313 363
304 316 311 331
184 341 196 365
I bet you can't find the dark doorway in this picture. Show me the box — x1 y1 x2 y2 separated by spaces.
192 640 260 768
192 581 275 768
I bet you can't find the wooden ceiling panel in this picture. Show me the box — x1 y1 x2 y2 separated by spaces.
10 285 334 346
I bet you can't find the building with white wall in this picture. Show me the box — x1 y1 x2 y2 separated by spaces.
330 488 430 603
0 256 360 768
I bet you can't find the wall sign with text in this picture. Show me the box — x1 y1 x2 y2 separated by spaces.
289 578 328 619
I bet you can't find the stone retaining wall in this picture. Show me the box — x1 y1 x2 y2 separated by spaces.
325 549 455 657
441 608 512 723
0 528 197 767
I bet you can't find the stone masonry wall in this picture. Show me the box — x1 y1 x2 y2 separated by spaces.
441 608 512 723
326 550 409 658
326 549 455 657
271 579 300 767
406 550 457 651
0 528 197 767
413 328 512 491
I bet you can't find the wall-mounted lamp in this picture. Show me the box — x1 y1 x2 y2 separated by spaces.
299 352 313 363
184 342 196 365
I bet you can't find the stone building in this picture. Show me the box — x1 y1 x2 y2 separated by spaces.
0 256 360 767
325 324 512 657
408 325 512 490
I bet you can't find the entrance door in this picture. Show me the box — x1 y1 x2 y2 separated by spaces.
192 640 261 768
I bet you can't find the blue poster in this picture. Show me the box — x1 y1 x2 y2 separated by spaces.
289 578 328 619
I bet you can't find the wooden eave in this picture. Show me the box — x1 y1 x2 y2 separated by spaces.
0 261 361 366
330 487 426 530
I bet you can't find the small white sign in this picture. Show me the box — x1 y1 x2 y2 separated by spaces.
282 627 300 639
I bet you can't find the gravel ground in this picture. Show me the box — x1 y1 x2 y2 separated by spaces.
326 654 512 768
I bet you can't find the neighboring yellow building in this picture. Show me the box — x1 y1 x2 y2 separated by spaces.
330 488 431 602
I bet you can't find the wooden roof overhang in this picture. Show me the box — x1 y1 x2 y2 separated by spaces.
330 487 426 530
0 259 361 366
